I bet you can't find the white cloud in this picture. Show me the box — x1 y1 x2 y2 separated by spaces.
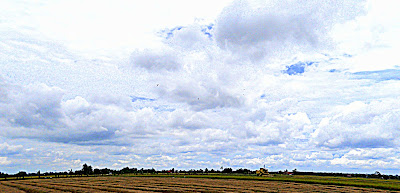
163 24 214 50
312 100 400 148
0 0 232 57
0 143 23 155
168 109 211 130
0 157 11 165
330 148 400 170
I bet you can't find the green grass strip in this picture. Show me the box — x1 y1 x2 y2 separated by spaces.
124 174 400 191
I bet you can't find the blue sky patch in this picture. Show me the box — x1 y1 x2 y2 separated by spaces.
160 26 184 39
131 96 156 102
201 24 214 38
153 105 175 112
352 69 400 81
160 24 214 39
284 61 315 75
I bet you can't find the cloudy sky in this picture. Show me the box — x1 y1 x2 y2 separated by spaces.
1 0 400 174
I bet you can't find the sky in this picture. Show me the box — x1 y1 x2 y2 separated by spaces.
1 0 400 174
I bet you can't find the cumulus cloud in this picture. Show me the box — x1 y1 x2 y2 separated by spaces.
13 84 64 129
312 100 400 148
0 79 163 144
330 148 400 170
240 111 312 146
168 109 212 130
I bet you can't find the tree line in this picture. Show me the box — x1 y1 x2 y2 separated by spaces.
1 165 399 180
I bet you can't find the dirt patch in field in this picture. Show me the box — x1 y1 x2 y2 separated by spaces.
1 176 399 192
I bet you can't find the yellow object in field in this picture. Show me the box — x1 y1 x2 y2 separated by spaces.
256 168 269 176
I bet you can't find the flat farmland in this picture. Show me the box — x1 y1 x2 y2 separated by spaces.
1 175 399 193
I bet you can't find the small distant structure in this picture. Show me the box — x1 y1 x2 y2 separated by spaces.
256 168 269 176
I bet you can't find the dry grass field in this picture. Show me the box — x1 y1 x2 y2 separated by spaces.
1 176 399 193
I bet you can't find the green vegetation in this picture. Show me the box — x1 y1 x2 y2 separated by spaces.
124 173 400 191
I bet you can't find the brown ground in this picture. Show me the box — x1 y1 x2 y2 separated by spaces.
0 176 398 192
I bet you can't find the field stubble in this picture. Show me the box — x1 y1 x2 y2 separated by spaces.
0 175 399 192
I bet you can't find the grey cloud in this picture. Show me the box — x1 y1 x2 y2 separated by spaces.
130 48 182 72
2 83 65 130
215 0 366 60
167 81 244 111
17 88 64 128
0 80 161 144
0 77 10 102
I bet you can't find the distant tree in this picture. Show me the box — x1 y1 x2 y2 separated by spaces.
235 168 251 174
222 168 233 173
82 163 93 175
292 168 297 173
100 168 111 175
374 171 382 178
94 168 100 175
121 167 130 174
37 170 41 179
205 168 209 174
88 165 93 174
1 172 7 180
0 171 7 180
17 171 27 179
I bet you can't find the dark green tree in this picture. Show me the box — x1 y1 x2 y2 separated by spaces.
222 168 233 173
17 171 27 179
82 163 93 175
94 168 100 175
121 167 131 174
